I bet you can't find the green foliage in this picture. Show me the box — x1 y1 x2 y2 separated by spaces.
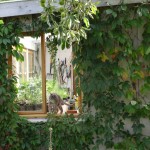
16 76 68 104
47 113 95 150
16 78 68 105
46 80 68 98
72 3 150 149
1 1 150 150
17 77 42 105
16 118 49 150
0 20 23 149
41 0 98 51
0 19 4 24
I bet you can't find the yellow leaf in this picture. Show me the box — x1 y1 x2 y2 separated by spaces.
134 71 145 78
100 53 109 62
122 71 128 81
0 20 4 25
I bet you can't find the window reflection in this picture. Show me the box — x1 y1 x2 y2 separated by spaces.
46 47 79 114
13 36 42 111
12 34 79 114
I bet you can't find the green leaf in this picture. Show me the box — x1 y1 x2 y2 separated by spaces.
83 17 90 28
40 0 46 7
121 5 127 11
4 27 8 35
125 105 136 114
106 9 113 15
68 18 72 29
0 20 4 24
146 47 150 55
91 5 97 15
112 12 117 18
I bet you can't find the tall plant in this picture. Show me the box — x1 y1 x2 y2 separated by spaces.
0 20 23 149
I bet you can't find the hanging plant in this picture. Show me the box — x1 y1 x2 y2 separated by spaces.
41 0 98 51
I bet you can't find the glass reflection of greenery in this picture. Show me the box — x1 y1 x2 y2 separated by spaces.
17 77 42 105
46 80 68 99
16 77 68 106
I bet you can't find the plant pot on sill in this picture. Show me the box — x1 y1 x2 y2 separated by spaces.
67 110 77 114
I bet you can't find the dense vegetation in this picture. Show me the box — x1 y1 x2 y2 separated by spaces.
73 4 150 149
0 1 150 150
0 20 23 149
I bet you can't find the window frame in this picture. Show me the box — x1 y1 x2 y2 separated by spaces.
9 33 47 117
9 32 81 118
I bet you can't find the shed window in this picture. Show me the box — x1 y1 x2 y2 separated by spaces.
11 33 80 117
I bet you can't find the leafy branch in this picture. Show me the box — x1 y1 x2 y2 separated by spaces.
41 0 98 51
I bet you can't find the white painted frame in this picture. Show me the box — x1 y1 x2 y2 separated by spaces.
0 0 150 18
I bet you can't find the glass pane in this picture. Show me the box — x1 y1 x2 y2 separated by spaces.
46 46 78 114
13 36 42 111
28 50 34 77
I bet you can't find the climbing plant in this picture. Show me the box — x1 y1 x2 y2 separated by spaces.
0 1 150 150
73 3 150 149
0 20 24 149
42 2 150 150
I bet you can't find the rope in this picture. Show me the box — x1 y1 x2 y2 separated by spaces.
49 128 53 150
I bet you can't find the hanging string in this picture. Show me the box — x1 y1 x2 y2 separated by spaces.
49 128 53 150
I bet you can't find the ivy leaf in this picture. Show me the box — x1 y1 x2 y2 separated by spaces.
141 83 150 93
4 27 8 35
133 71 145 79
137 8 142 17
121 5 127 11
145 47 150 55
126 90 134 100
132 123 145 134
112 12 117 18
143 137 150 148
131 100 137 106
106 9 113 15
125 105 136 114
97 52 109 62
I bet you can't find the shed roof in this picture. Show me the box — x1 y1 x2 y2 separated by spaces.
0 0 42 18
0 0 149 18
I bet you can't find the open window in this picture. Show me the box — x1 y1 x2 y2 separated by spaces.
11 33 80 117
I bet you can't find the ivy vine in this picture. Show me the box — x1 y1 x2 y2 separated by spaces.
0 20 23 149
0 1 150 150
73 3 150 149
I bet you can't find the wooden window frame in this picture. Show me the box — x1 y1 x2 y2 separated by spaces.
9 33 47 118
28 49 34 78
8 32 81 118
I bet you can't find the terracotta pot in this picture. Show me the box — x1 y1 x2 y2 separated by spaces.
67 110 77 114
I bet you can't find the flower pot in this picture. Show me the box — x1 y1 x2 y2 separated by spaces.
67 110 77 114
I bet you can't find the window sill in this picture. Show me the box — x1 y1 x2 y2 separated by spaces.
20 113 48 118
20 110 79 120
28 118 47 122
